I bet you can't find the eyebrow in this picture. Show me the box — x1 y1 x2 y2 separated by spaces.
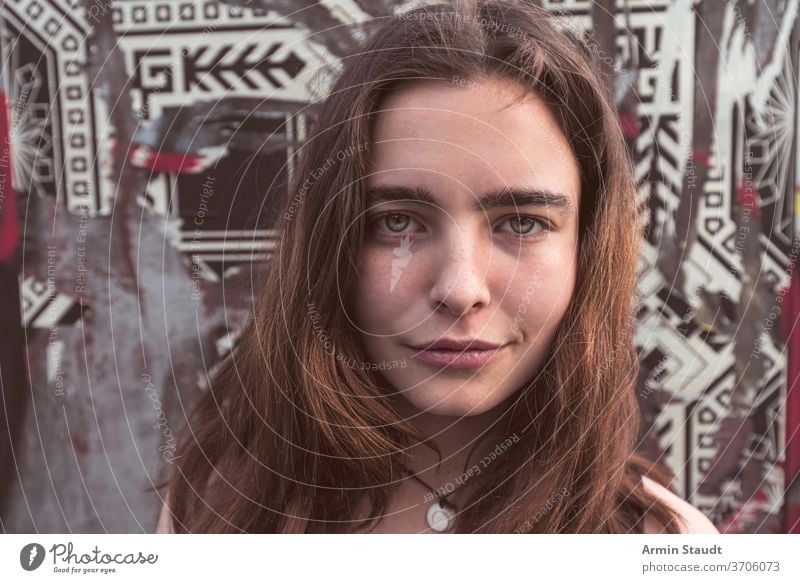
364 184 575 216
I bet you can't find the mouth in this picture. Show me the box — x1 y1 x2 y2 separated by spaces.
405 340 508 370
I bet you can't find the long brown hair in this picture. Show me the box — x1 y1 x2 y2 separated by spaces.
157 0 682 533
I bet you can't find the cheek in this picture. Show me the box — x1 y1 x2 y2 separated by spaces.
353 249 418 335
353 253 384 334
503 248 577 326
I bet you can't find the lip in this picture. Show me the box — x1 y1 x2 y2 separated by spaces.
407 339 507 370
412 338 503 351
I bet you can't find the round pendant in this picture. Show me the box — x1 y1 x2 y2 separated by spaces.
426 500 456 532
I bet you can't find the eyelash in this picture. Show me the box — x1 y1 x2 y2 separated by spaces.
369 212 552 239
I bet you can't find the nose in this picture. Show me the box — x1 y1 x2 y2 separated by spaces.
428 226 491 316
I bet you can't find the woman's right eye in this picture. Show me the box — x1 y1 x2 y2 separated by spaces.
373 212 422 235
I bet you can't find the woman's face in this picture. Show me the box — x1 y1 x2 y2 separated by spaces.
352 75 580 417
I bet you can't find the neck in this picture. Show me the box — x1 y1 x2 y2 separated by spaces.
391 395 513 490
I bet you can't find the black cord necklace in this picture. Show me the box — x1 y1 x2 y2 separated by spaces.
402 465 467 532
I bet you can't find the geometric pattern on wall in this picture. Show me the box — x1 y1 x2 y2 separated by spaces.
548 0 796 532
1 0 796 533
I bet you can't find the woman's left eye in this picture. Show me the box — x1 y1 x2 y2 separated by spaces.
499 215 550 237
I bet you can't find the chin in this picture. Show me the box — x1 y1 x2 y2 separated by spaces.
402 387 504 418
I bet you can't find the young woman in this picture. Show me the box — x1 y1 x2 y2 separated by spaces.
155 0 719 534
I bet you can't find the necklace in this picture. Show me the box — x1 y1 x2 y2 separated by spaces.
402 466 468 533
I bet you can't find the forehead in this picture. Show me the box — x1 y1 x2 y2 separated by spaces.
368 77 580 209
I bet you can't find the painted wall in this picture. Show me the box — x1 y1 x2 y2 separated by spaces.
0 0 797 533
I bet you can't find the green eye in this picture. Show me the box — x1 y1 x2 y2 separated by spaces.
509 216 536 234
383 213 410 232
501 215 551 238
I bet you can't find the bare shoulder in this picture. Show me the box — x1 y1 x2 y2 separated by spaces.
641 475 719 534
155 491 175 534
